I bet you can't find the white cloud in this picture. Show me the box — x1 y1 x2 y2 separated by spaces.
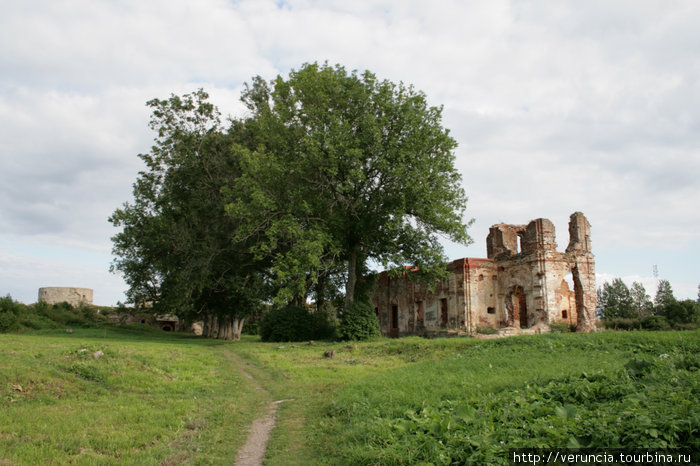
0 245 124 305
0 0 698 304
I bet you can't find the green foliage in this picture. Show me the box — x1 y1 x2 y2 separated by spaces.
598 278 635 318
602 313 697 331
549 322 575 333
259 305 336 342
109 90 269 337
227 62 472 306
630 281 653 317
649 280 699 326
663 299 700 326
0 296 107 333
318 331 700 464
476 326 498 334
654 279 676 313
641 315 671 330
602 317 642 330
338 300 381 341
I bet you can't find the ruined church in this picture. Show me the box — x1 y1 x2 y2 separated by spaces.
371 212 597 337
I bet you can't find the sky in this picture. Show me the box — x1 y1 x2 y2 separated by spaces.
1 0 699 305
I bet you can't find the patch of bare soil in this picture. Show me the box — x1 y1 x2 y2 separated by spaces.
227 352 292 466
234 399 291 466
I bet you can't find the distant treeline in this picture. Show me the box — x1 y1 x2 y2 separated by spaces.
597 279 700 330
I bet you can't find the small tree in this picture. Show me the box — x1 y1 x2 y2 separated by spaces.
598 278 635 319
630 281 653 317
653 279 676 315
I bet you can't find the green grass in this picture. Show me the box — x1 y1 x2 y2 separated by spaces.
1 329 698 464
0 328 268 465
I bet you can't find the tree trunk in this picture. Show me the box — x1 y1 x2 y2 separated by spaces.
203 313 212 337
232 317 245 341
316 272 326 312
344 246 359 310
205 314 218 338
218 316 229 340
202 313 210 337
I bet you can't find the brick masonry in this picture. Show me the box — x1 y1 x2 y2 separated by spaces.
371 212 597 337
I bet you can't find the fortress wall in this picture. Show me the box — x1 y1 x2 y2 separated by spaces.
38 287 94 307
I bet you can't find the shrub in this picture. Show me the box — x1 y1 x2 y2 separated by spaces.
338 300 380 341
259 305 336 342
0 312 19 332
476 326 497 335
549 322 573 333
0 295 23 315
641 315 670 330
0 295 109 333
672 322 699 330
602 317 642 330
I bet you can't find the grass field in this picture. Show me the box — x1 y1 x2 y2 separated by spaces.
1 328 698 464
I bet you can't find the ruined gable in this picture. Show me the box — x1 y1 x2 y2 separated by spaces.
371 212 597 337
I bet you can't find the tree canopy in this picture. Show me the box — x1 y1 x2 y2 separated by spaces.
109 90 269 340
597 278 635 319
110 63 472 339
226 63 472 308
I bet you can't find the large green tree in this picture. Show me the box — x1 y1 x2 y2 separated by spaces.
109 90 268 340
226 63 472 308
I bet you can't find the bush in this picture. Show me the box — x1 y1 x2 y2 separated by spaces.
0 295 109 333
641 315 670 330
259 305 336 342
549 322 573 333
0 312 19 332
338 300 380 341
476 326 497 335
602 317 642 330
672 322 699 330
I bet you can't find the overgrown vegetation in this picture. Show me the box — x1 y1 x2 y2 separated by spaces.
313 331 700 465
338 300 381 341
259 305 336 342
0 295 108 333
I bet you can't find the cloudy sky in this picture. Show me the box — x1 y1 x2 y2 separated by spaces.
2 0 699 305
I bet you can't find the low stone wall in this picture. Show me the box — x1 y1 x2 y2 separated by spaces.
38 287 94 307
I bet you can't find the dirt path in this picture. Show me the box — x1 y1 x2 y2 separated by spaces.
235 398 290 466
227 352 291 466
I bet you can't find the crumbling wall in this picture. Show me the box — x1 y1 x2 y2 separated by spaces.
373 261 469 337
565 212 596 332
371 212 597 337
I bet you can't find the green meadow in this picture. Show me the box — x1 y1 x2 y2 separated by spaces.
1 328 698 464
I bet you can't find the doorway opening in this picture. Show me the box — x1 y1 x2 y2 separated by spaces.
440 298 448 327
511 286 528 328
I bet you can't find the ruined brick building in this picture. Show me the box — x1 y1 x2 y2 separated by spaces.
371 212 597 337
